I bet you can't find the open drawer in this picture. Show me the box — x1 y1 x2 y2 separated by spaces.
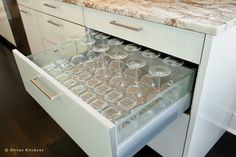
13 39 194 157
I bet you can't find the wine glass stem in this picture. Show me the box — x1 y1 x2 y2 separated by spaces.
102 51 106 68
170 66 175 84
157 76 161 94
148 58 151 68
118 59 122 76
87 43 94 61
135 68 138 84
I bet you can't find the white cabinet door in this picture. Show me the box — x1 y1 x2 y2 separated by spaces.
0 0 16 45
19 5 44 53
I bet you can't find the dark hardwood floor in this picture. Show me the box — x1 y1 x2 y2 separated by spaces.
0 39 235 157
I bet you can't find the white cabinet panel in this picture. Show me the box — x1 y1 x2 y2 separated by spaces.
19 5 44 53
0 0 15 45
84 8 205 64
184 27 236 157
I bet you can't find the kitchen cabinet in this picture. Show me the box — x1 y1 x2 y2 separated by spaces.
13 1 236 157
0 0 15 45
19 5 44 53
17 0 85 52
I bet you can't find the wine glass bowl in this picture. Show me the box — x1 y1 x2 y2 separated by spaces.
125 57 146 104
163 56 184 85
124 44 141 53
149 65 171 94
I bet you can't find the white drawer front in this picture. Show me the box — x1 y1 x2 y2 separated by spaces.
39 0 84 25
17 0 34 8
19 5 44 53
13 50 116 157
84 8 205 64
37 12 85 45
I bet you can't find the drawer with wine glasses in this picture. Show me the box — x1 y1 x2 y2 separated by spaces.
13 30 195 157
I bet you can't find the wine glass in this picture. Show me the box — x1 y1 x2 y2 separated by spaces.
124 44 141 62
149 65 171 94
163 56 184 85
80 35 97 74
123 43 142 81
108 38 128 91
94 33 110 65
93 33 112 81
140 49 161 99
141 49 161 67
125 57 146 104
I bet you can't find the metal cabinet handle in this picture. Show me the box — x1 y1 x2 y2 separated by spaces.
47 20 62 27
19 10 32 15
110 20 143 32
43 3 57 9
31 77 59 100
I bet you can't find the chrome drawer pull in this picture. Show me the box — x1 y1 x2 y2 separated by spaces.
43 3 57 9
31 77 59 100
110 20 143 32
19 10 31 15
47 20 62 27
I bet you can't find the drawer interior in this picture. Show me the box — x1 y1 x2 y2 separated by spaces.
15 33 195 156
28 36 194 136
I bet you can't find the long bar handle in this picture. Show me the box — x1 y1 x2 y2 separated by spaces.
110 20 142 32
30 77 58 100
20 10 32 15
43 3 57 9
47 20 62 27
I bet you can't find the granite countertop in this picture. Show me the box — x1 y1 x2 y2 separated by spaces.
63 0 236 35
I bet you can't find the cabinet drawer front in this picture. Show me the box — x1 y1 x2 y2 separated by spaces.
19 5 44 53
37 13 85 45
39 0 84 25
13 50 116 157
84 8 205 64
17 0 34 8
